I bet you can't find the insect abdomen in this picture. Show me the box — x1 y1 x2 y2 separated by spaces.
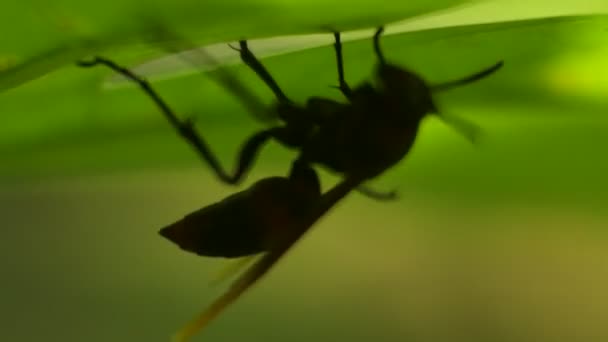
159 173 321 259
159 194 266 258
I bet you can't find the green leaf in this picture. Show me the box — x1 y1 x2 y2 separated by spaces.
0 0 469 92
0 2 607 205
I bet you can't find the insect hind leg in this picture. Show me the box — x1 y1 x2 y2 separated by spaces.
77 56 242 184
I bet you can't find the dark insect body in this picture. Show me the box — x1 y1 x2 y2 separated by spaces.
159 159 321 258
141 27 397 199
234 27 503 183
150 26 502 197
77 25 504 342
80 27 501 201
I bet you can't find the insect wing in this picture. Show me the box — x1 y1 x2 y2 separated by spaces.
437 112 483 144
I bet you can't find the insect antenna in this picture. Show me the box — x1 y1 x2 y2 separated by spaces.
429 62 504 143
431 60 504 92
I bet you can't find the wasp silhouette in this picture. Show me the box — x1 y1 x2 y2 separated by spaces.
77 26 503 341
134 25 502 198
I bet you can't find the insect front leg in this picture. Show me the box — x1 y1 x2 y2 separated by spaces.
77 56 247 185
373 26 387 65
231 40 291 104
332 32 353 100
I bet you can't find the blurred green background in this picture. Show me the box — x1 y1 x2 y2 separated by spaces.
1 1 607 341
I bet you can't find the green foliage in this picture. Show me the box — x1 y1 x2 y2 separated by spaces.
0 0 607 205
1 3 608 342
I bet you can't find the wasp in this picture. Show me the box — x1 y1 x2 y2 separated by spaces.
124 25 502 198
77 26 504 341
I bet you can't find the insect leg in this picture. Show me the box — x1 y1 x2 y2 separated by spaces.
77 56 246 184
373 26 386 65
356 185 398 200
230 41 291 104
332 32 353 99
147 25 275 123
231 126 289 181
326 34 401 200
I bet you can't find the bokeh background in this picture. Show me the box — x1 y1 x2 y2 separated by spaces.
1 1 607 341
